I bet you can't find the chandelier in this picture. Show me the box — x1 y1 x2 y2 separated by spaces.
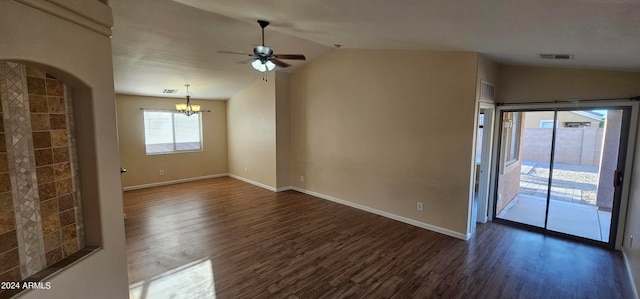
175 84 200 116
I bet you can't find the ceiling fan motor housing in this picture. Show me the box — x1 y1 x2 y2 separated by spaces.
254 45 273 57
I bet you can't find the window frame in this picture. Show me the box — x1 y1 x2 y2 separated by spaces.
503 112 521 168
142 110 203 155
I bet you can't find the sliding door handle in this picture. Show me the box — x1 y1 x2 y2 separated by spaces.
614 170 622 187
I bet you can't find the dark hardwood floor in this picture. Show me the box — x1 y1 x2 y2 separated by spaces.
123 176 634 298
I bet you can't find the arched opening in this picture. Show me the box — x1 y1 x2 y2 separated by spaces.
0 60 101 283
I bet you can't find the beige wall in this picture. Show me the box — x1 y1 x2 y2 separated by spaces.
625 127 640 294
0 0 129 298
276 72 292 189
498 64 640 294
227 78 277 188
497 65 640 103
477 54 498 103
290 49 478 235
469 55 498 229
116 94 228 188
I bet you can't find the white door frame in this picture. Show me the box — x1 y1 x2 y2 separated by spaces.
476 103 495 223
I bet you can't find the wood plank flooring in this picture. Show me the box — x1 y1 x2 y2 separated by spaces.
123 177 634 298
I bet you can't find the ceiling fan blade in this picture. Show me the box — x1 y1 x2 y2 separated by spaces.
237 58 255 64
274 54 306 60
271 59 291 68
218 50 254 57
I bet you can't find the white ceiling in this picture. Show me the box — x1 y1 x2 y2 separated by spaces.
110 0 640 99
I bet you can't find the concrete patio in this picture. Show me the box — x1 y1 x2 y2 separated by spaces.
497 160 611 242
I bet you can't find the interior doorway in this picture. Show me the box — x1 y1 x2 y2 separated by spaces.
493 106 633 247
474 104 494 225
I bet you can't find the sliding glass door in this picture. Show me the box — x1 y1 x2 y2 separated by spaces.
494 107 630 246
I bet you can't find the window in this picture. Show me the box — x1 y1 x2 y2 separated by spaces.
503 112 521 167
539 120 555 128
143 111 202 154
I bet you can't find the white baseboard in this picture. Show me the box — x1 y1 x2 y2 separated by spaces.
228 174 278 192
276 186 293 192
622 247 639 299
290 187 469 240
122 173 228 191
124 176 468 240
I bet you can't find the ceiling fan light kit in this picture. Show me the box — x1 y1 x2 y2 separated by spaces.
218 20 306 76
252 59 276 72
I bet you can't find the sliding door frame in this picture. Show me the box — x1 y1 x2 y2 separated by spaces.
487 100 639 249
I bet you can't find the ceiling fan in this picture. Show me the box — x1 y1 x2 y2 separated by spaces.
218 20 306 72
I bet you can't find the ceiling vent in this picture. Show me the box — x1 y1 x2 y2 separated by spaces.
162 89 178 94
539 54 573 60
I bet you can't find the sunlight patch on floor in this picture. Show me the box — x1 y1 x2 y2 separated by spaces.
129 258 216 299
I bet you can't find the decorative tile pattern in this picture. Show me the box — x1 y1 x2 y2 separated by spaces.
42 231 60 253
0 212 16 234
0 61 46 278
64 86 84 249
0 249 20 273
25 66 44 79
50 130 68 147
0 173 10 193
28 96 47 113
47 97 65 114
39 199 58 218
49 114 66 130
0 230 18 252
31 71 83 265
26 77 45 95
45 79 63 97
57 194 73 212
52 147 69 163
0 153 9 173
30 114 50 131
36 166 54 183
0 62 85 280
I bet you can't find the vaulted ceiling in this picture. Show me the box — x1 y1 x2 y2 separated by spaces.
110 0 640 99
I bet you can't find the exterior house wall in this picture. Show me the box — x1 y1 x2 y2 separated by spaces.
597 110 623 210
496 113 525 214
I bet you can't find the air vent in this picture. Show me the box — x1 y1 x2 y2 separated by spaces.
480 81 495 102
162 89 178 94
539 54 573 60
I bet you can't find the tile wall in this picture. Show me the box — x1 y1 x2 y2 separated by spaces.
27 67 81 267
0 62 19 281
0 62 83 281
